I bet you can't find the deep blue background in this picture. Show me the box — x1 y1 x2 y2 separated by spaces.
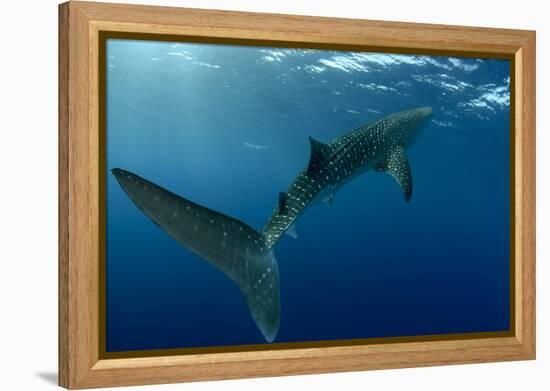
106 40 510 351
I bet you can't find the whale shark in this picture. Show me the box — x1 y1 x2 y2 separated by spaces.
111 106 433 343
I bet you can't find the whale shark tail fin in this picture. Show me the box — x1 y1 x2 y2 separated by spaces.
111 168 280 342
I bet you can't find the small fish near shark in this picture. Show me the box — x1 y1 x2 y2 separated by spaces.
111 106 433 343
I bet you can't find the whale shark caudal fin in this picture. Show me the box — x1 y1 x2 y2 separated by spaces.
375 146 413 202
111 168 280 342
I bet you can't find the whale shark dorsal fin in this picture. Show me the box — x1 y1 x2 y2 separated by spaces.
376 146 413 202
307 136 331 175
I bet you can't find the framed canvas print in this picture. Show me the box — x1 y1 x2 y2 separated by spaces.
58 1 536 389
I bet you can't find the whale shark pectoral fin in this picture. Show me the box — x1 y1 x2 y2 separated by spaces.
376 146 413 202
322 194 334 206
285 223 298 239
307 136 331 175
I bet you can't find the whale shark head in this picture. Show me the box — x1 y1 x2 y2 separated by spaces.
404 106 433 127
415 106 434 138
391 106 433 146
417 106 433 118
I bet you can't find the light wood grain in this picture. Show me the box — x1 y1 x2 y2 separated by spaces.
58 3 70 387
518 35 536 355
58 1 536 389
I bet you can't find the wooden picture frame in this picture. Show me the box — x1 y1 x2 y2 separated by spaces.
59 1 536 389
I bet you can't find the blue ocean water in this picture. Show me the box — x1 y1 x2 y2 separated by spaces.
106 39 510 352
